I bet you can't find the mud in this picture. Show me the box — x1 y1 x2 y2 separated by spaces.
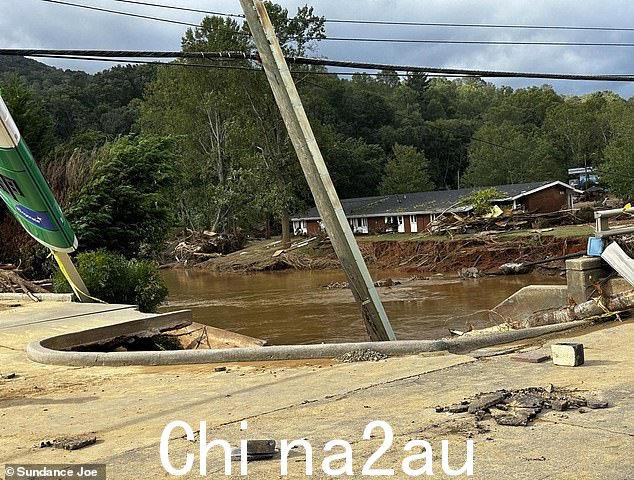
192 235 586 275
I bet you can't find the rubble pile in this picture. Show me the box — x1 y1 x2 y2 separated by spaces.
426 210 582 237
436 386 609 427
162 231 246 265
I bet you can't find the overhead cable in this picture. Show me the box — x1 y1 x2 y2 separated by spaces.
104 0 634 34
3 49 634 82
35 1 634 47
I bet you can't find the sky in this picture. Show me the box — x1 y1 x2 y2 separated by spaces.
3 0 634 97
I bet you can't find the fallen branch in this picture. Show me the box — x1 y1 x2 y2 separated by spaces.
519 291 634 328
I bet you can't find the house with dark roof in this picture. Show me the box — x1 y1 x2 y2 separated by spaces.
291 181 582 235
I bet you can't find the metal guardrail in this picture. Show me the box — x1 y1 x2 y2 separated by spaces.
594 207 634 238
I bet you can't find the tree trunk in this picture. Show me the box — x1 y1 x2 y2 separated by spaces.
520 291 634 328
281 209 291 248
264 215 271 240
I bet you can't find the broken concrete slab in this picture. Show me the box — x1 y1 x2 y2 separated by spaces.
511 348 551 363
492 411 532 426
468 392 508 413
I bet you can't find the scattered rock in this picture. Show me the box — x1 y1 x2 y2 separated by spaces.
474 410 488 421
549 399 568 411
41 434 97 450
336 349 388 363
0 372 17 379
214 366 227 372
374 278 401 288
586 398 609 409
459 267 482 279
231 440 277 461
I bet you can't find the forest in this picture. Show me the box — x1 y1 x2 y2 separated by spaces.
0 1 633 271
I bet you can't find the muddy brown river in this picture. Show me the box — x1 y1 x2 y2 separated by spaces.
160 269 565 345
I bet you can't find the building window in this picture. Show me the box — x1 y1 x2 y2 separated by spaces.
409 215 416 223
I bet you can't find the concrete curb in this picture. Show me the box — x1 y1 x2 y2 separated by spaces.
0 293 74 302
26 320 590 366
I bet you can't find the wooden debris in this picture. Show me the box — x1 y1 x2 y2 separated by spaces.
0 269 50 298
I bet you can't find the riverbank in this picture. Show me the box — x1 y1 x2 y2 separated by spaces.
190 224 592 274
1 299 632 479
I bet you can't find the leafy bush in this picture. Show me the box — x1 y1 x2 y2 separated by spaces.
53 250 168 312
67 135 177 258
460 187 503 216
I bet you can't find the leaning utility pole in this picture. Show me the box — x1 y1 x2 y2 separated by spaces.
238 0 396 341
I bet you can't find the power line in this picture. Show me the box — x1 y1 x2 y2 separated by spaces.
15 53 475 78
471 137 530 155
108 0 244 18
39 0 199 28
321 37 634 47
104 0 634 34
3 49 634 82
35 1 634 48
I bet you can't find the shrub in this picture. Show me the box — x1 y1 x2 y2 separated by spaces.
53 250 168 312
460 187 503 216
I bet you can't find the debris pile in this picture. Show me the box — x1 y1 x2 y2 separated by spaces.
162 231 246 265
0 265 50 298
436 386 609 426
425 210 581 237
360 236 586 273
336 349 389 363
324 278 401 289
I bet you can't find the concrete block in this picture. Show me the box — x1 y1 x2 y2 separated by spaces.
551 342 584 367
566 256 609 304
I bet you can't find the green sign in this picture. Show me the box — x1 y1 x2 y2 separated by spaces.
0 94 77 252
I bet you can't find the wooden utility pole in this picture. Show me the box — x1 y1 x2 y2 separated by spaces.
238 0 396 341
53 252 94 303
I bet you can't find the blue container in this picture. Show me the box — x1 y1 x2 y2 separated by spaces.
587 237 604 257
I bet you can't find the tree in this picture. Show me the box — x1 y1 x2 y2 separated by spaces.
600 103 634 201
140 4 325 247
67 135 177 257
379 144 434 194
0 76 56 160
601 135 634 201
464 122 562 186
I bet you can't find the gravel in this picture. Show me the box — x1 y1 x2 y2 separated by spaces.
336 349 389 363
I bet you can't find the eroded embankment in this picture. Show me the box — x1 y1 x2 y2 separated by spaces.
360 236 587 272
196 235 587 274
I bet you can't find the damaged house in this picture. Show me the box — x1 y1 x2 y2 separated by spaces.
291 181 581 235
